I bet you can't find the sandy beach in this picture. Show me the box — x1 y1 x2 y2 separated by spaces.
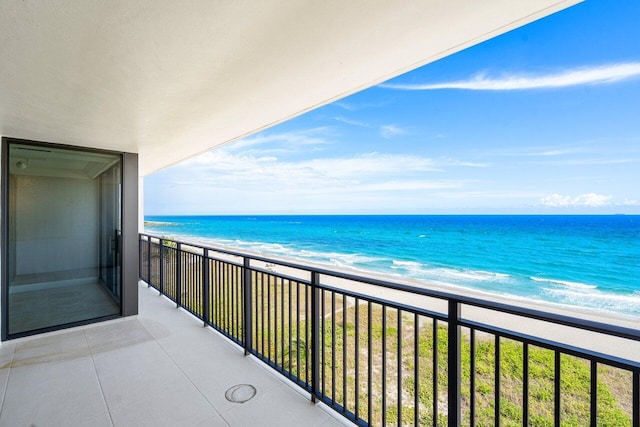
167 235 640 363
182 240 640 363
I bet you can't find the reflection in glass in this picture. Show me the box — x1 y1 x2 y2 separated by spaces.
7 143 122 335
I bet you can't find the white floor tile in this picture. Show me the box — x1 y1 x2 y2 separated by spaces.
0 356 111 426
0 283 349 427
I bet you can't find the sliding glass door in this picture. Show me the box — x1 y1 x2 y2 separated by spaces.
99 162 122 300
4 141 122 337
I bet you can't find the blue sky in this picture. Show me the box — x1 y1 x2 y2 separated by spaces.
145 0 640 215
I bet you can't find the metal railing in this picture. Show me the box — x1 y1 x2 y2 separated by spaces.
139 233 640 426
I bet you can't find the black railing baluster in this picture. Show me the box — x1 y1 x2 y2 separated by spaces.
222 262 226 332
306 283 311 388
342 294 347 413
280 280 286 371
243 257 252 355
415 313 420 427
433 319 438 426
523 342 528 426
471 329 476 427
311 271 320 402
225 262 229 332
203 250 209 327
238 266 242 340
495 335 500 426
147 236 151 286
213 260 218 326
368 301 373 425
231 265 236 339
216 260 220 328
590 360 597 427
254 272 259 354
555 351 561 427
225 264 230 335
138 238 142 280
237 265 240 339
176 243 181 308
633 370 639 427
274 272 279 371
220 261 225 329
159 239 164 295
382 305 387 427
355 297 360 421
260 272 265 358
296 280 301 381
186 252 190 309
398 310 402 427
322 289 326 399
332 291 336 404
224 261 226 330
189 252 193 312
288 279 293 380
267 272 272 361
448 299 461 427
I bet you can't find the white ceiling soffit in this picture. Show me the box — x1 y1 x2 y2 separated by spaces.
0 0 581 176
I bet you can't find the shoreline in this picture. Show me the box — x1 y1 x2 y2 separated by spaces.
170 234 639 320
152 233 640 362
254 254 640 362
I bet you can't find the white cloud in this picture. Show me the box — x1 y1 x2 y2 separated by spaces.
304 152 440 177
169 150 489 200
333 117 370 128
179 149 489 182
537 150 574 156
334 100 391 111
541 193 612 207
435 190 541 200
442 157 488 168
381 63 640 91
357 180 463 192
487 145 588 158
535 158 640 166
228 127 332 151
334 101 358 111
573 193 612 207
380 124 407 138
622 199 640 206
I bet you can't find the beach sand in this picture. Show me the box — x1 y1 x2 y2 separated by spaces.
180 240 640 363
254 258 640 363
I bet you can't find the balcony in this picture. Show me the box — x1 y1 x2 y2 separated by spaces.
138 234 640 426
0 281 344 426
1 232 637 426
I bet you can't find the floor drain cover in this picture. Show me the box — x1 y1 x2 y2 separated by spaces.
225 384 257 403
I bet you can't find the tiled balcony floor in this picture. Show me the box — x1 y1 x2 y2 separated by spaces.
0 282 345 427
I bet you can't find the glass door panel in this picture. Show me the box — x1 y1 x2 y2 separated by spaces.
99 163 122 300
6 142 122 336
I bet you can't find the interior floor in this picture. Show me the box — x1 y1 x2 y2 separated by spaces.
8 278 119 336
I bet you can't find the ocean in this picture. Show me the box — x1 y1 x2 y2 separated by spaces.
144 215 640 317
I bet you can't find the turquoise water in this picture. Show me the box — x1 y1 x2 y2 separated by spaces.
144 215 640 317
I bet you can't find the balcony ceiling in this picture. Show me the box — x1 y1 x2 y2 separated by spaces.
0 0 580 175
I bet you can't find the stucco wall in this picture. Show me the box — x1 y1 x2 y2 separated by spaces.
13 174 99 276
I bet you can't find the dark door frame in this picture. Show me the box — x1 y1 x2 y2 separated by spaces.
0 137 133 340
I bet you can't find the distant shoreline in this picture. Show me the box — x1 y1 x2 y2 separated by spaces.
145 213 640 217
151 232 639 322
146 232 639 362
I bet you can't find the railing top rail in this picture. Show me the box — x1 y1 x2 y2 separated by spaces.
140 233 640 342
462 318 640 371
